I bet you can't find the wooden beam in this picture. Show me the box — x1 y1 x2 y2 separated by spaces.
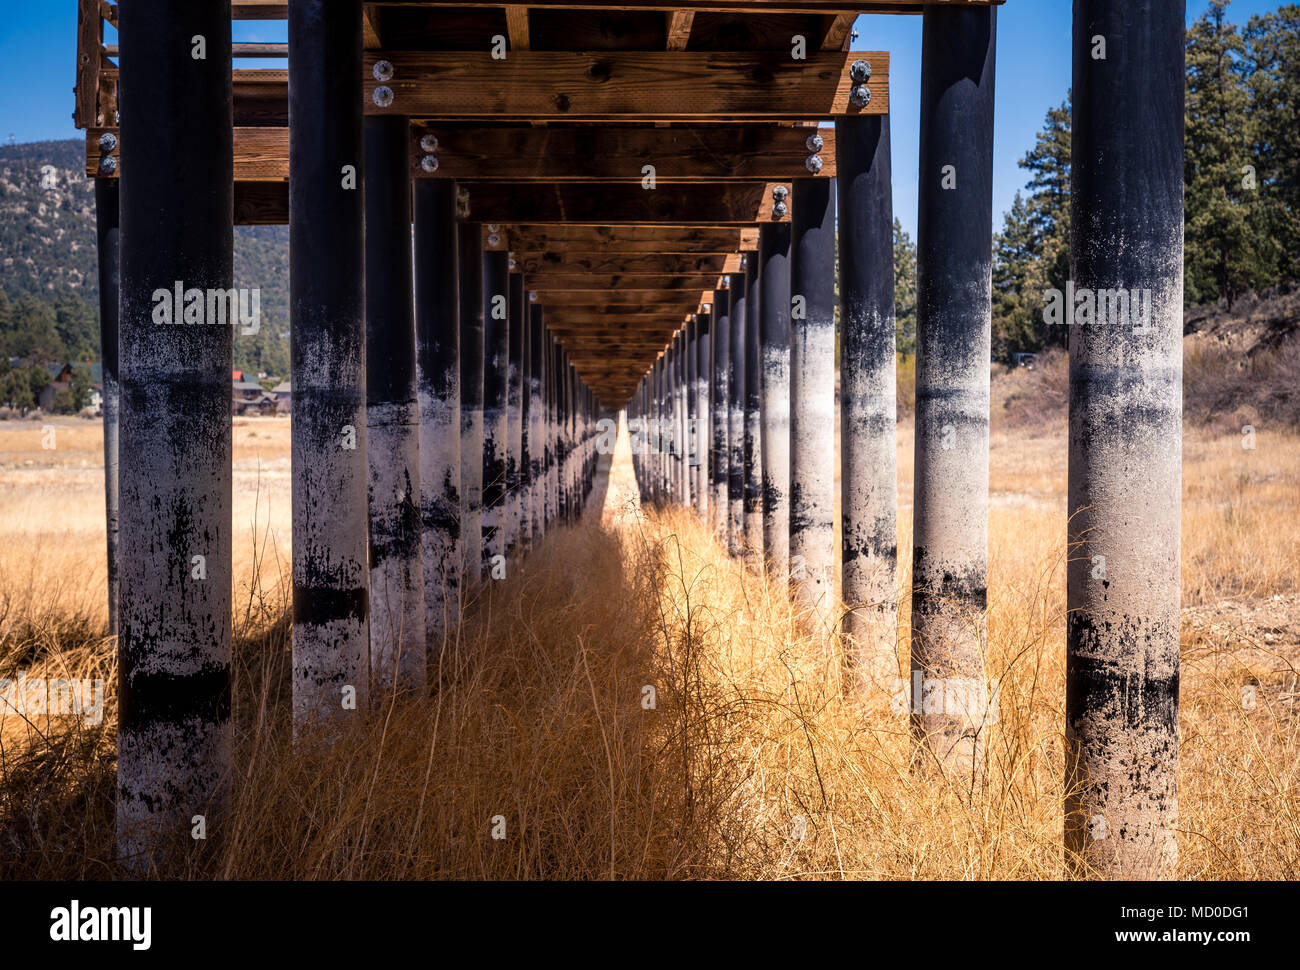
521 252 739 274
539 290 710 306
74 0 102 129
413 125 834 180
363 6 382 48
364 51 888 119
666 10 695 50
228 1 1001 15
463 182 792 224
532 273 726 290
821 12 856 50
505 6 531 49
509 226 755 254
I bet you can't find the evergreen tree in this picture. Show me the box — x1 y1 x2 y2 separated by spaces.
893 218 917 356
1186 0 1277 306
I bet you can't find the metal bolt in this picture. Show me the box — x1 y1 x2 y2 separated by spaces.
850 85 871 108
702 303 711 313
373 86 394 108
805 154 823 174
722 277 730 289
529 291 538 303
113 110 120 125
851 29 859 42
373 60 394 82
98 132 117 153
772 200 788 219
772 184 789 202
98 155 117 175
487 224 500 232
850 59 872 83
487 233 501 247
508 256 517 270
419 133 439 154
740 254 748 269
420 155 439 173
805 133 823 153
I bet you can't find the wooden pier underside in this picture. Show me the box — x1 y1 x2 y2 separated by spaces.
78 0 1002 402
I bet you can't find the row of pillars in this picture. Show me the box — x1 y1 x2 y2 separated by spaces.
626 2 1184 880
104 0 604 868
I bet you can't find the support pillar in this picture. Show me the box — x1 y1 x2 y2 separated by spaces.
1066 0 1183 879
365 115 423 692
290 0 369 731
94 179 120 636
686 317 699 511
838 113 899 694
789 179 837 629
414 181 460 644
694 310 711 523
459 226 485 586
759 222 792 579
728 273 747 557
117 0 232 866
482 250 509 573
710 287 731 537
743 254 764 568
528 306 544 542
507 272 524 554
912 6 996 775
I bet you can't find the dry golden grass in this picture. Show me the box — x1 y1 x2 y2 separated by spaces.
0 408 1297 879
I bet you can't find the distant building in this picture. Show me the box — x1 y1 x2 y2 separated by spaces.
232 374 275 415
271 380 291 414
38 361 102 414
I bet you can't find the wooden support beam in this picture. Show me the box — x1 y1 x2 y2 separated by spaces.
509 226 757 254
413 125 834 180
505 6 531 49
531 273 725 290
464 182 792 224
521 252 739 275
363 6 382 47
230 1 1000 16
539 289 712 307
364 51 888 119
667 10 695 49
74 0 102 128
821 12 856 50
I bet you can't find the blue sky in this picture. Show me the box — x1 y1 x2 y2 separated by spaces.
0 0 1285 238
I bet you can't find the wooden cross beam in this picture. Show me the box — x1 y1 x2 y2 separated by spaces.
364 51 888 119
507 226 759 254
463 181 791 224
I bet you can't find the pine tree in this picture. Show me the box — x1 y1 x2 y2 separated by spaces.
1243 5 1300 285
1186 0 1277 306
893 218 917 356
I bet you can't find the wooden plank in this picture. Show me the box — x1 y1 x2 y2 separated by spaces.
821 12 855 50
364 51 888 119
666 10 695 49
463 181 791 224
539 290 711 306
363 6 382 48
509 226 752 254
412 125 834 180
522 252 740 274
231 0 999 15
87 127 290 181
532 273 726 290
505 6 531 49
74 0 102 129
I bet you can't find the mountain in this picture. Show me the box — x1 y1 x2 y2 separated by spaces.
0 139 290 377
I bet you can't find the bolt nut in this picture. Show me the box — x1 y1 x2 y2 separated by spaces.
98 132 117 153
486 233 501 247
487 224 500 232
373 60 395 82
805 154 823 174
419 133 439 154
850 84 871 108
850 59 872 83
508 256 518 270
529 291 538 303
740 254 748 268
772 184 789 202
372 85 394 108
420 155 440 173
772 200 788 219
98 155 117 174
805 133 823 153
702 303 711 313
721 277 730 289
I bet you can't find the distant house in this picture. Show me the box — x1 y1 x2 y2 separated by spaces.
271 380 291 414
38 361 102 414
232 374 275 415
